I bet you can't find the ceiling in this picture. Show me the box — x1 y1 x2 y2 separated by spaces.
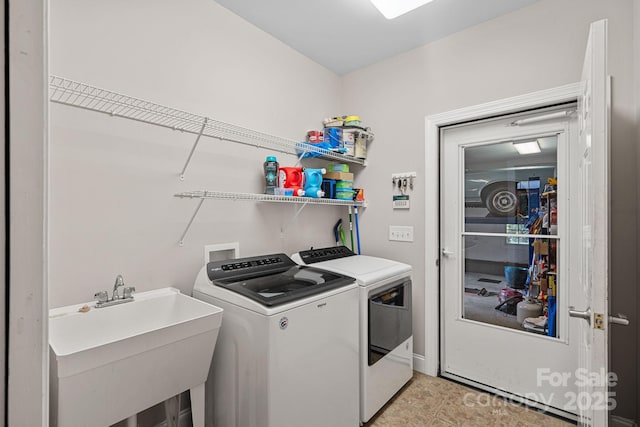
214 0 540 75
465 136 558 170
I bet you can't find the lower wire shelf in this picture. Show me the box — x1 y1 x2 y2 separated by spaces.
174 190 366 245
174 190 366 206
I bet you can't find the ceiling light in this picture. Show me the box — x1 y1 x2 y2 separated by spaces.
513 140 541 155
370 0 435 19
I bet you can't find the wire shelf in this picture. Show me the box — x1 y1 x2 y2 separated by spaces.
174 190 367 207
48 75 367 166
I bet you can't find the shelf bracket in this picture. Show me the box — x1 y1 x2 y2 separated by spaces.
180 117 208 180
179 197 206 246
295 148 309 167
281 201 309 234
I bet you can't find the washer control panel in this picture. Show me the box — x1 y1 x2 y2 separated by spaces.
207 254 293 281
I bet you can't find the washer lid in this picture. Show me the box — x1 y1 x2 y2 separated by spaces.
304 255 411 286
207 254 355 307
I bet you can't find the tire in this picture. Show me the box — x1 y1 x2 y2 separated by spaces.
483 184 517 216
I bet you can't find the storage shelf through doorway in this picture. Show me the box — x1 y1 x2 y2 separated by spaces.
48 76 367 179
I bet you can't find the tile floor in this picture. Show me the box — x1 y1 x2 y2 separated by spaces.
365 372 575 427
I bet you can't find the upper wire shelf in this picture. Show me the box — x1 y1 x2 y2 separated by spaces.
48 76 367 168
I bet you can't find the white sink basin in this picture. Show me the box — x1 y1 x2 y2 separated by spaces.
49 287 223 427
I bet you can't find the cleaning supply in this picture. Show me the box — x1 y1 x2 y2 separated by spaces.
279 167 305 196
306 130 323 143
333 219 346 246
324 127 343 150
342 129 356 156
336 190 354 200
303 168 326 198
328 163 350 173
343 115 361 127
322 179 336 199
323 171 354 181
264 156 279 195
335 180 353 200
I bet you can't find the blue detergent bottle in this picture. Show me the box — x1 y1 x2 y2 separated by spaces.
264 156 279 195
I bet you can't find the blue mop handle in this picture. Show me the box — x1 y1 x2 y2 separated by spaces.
354 206 361 255
348 206 355 252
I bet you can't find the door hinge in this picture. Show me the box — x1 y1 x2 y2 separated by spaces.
594 313 605 330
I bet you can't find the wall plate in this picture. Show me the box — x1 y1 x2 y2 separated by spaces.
393 195 410 209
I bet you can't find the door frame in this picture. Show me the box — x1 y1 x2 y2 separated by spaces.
423 83 581 377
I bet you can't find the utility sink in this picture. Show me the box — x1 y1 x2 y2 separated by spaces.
49 287 223 427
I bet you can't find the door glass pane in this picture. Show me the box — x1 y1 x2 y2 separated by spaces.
464 136 558 234
462 136 560 338
463 236 559 338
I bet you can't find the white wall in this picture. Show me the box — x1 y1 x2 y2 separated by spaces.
8 0 49 425
49 0 343 308
342 0 638 421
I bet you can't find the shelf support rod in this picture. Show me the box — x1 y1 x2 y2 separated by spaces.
179 197 206 246
180 117 208 180
295 148 308 167
281 201 308 234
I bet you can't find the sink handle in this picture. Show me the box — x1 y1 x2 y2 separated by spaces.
94 291 109 303
123 286 136 299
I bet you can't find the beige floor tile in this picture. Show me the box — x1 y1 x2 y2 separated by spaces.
365 372 575 427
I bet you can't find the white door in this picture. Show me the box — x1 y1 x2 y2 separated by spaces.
440 19 618 422
570 19 626 427
441 105 582 418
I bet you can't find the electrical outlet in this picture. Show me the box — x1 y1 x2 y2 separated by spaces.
389 225 414 242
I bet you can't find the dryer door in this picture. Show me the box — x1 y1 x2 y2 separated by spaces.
368 279 412 365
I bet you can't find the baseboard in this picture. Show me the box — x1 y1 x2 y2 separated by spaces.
611 415 638 427
154 408 192 427
413 353 427 375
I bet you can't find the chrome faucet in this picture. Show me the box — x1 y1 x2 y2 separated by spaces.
94 274 135 308
113 274 125 299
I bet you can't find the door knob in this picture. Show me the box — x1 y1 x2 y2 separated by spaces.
442 248 454 257
568 306 591 325
609 314 629 326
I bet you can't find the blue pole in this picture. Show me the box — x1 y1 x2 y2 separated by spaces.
354 206 361 255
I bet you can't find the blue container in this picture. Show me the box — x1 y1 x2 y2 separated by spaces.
322 179 336 199
504 266 528 289
324 127 342 149
547 296 557 337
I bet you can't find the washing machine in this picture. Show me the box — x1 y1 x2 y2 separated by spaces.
291 246 413 423
193 253 359 427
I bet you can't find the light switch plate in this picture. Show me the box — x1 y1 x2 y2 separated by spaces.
389 225 414 242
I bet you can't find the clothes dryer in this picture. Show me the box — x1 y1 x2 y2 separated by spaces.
291 246 413 423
